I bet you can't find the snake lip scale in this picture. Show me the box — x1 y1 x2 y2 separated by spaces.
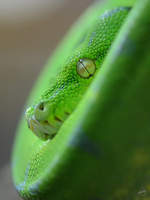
27 109 71 140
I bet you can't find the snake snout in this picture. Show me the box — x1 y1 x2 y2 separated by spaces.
26 102 58 140
34 102 51 122
26 101 71 140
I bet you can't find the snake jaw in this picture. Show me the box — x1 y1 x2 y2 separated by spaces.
25 102 58 140
25 101 71 140
27 116 58 140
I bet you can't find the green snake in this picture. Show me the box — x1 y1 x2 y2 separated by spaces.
12 0 150 199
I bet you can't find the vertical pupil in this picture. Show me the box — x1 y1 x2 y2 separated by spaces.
80 59 89 72
77 58 96 78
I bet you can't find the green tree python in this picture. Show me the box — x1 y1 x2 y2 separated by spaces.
11 0 150 199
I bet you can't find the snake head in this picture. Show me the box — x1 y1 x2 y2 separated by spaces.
25 101 65 140
25 7 130 141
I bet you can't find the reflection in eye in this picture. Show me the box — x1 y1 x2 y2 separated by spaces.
77 58 96 78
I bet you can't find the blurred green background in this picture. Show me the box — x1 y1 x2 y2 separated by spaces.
0 0 94 199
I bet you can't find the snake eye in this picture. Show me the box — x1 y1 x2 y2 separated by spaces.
77 58 96 78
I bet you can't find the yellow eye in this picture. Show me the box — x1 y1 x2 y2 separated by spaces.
77 58 96 78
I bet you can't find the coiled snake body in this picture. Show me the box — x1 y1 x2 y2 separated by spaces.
12 0 150 199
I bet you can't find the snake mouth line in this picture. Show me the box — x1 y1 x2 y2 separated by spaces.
27 111 70 140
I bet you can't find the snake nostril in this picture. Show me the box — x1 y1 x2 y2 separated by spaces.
38 102 44 111
34 102 49 122
34 101 54 124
